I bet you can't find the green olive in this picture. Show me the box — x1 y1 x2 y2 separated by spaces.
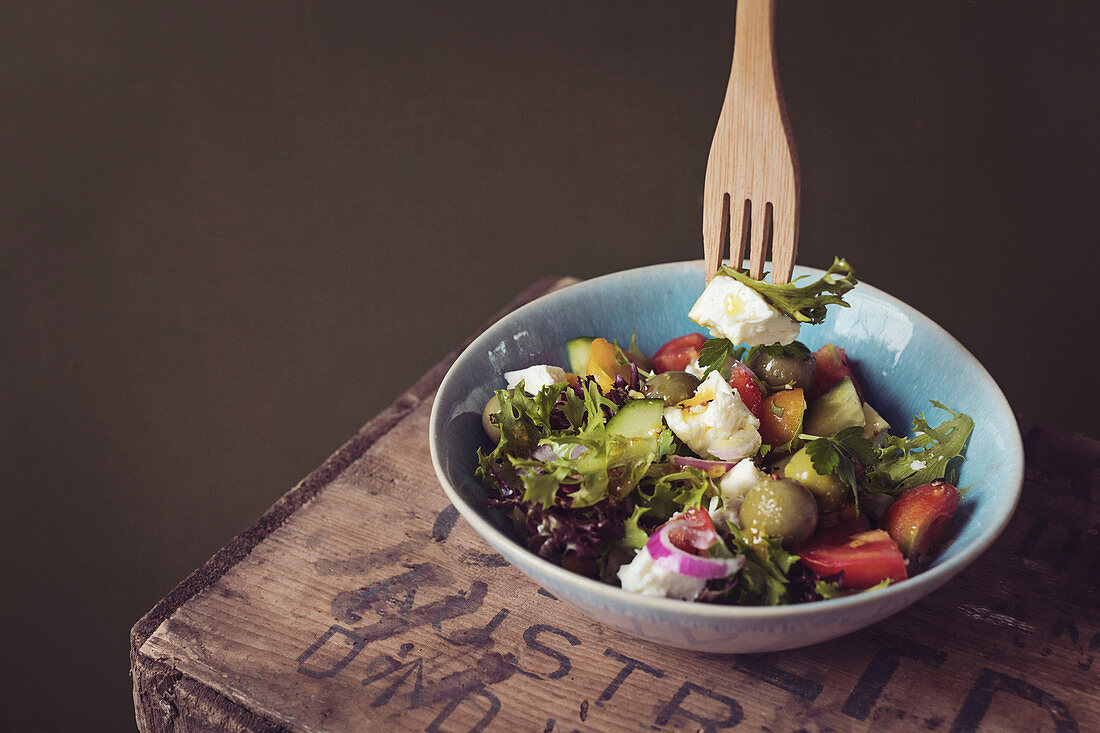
740 479 818 548
642 371 702 406
748 348 816 389
481 393 503 442
783 446 851 512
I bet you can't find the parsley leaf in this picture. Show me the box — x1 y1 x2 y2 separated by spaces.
696 338 735 377
717 256 858 325
833 425 878 464
800 426 875 513
804 437 840 476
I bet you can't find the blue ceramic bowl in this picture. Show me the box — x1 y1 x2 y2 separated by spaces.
429 261 1023 653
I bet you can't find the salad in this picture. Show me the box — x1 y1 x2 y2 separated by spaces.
476 259 973 605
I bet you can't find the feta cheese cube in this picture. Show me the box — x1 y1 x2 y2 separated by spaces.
715 459 771 528
504 364 568 394
617 546 708 601
688 274 800 346
663 371 761 461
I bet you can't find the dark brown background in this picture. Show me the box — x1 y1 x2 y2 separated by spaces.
3 1 1098 730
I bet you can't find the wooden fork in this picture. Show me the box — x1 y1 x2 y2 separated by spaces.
703 0 800 285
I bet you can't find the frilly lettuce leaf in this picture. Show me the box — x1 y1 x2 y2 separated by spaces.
722 524 800 606
863 401 974 495
717 256 857 325
632 466 711 524
482 381 567 462
621 504 650 551
506 401 675 510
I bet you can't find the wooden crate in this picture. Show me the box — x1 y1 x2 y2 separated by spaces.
132 277 1100 732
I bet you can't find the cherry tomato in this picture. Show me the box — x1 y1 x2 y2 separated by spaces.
727 361 765 420
758 388 806 446
667 507 718 556
652 333 706 374
811 343 864 401
797 518 908 589
880 481 959 558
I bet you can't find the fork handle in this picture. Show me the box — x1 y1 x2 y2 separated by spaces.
734 0 799 285
731 0 777 90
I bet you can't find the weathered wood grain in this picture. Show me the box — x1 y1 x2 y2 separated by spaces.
133 280 1100 733
130 275 578 732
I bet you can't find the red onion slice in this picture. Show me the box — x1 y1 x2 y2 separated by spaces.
645 520 745 579
671 455 739 477
529 444 557 462
529 443 589 462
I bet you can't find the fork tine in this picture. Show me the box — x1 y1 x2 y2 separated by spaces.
730 198 749 273
748 201 771 280
769 197 798 285
702 190 729 284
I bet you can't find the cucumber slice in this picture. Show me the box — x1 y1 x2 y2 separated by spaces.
566 337 595 374
607 399 665 438
804 377 865 437
861 402 890 441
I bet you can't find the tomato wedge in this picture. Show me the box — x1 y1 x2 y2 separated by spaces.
652 333 706 374
797 518 908 589
666 507 718 556
880 481 960 558
811 343 864 401
758 388 806 446
727 361 764 420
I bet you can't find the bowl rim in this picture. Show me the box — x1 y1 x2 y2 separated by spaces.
428 259 1024 620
